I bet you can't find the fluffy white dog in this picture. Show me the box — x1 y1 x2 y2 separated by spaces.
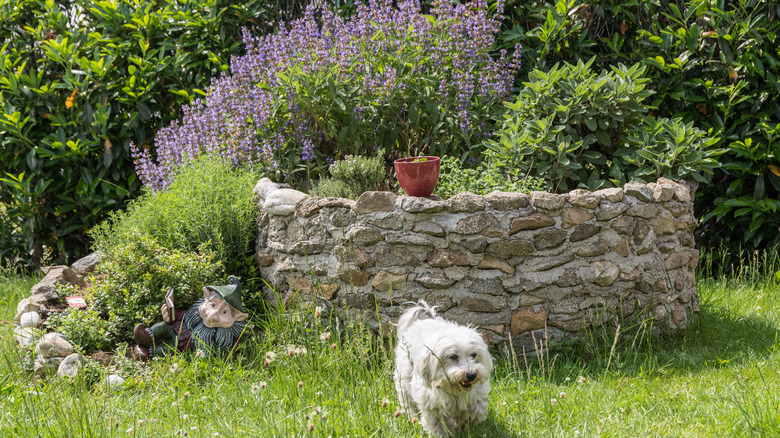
394 300 493 436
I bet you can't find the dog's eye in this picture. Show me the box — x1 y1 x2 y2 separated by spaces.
470 352 477 359
448 354 459 361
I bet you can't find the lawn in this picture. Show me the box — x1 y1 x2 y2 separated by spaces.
0 262 778 437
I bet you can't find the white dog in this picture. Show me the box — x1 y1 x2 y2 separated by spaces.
394 301 493 436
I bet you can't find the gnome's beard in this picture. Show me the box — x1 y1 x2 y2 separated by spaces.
182 299 247 351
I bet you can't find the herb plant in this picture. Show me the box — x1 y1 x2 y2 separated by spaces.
311 154 386 200
434 156 545 199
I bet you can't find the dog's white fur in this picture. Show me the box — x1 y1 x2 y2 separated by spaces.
394 301 493 436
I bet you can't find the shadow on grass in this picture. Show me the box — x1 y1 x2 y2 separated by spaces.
496 297 780 381
656 303 780 373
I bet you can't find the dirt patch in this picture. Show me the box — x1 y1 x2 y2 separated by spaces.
91 350 117 367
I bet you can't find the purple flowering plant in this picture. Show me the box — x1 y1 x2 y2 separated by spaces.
133 0 521 190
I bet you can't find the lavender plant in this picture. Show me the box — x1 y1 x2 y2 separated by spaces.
133 0 521 190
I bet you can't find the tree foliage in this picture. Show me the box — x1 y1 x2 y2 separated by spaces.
0 0 299 269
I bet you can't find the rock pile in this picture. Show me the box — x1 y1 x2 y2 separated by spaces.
12 252 101 377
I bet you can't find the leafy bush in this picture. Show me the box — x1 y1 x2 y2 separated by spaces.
45 309 113 354
434 156 545 199
133 0 521 191
87 233 224 345
0 0 285 269
486 58 722 192
501 0 780 262
91 156 260 278
703 121 780 251
311 154 386 200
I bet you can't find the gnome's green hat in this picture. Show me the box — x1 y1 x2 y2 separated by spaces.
205 275 247 314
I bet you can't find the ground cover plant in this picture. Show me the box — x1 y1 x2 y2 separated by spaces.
1 253 778 437
433 155 546 199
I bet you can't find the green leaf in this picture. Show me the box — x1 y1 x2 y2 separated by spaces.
137 102 151 121
581 150 606 165
595 131 611 146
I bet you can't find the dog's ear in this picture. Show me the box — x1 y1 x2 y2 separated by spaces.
477 344 494 373
416 346 440 386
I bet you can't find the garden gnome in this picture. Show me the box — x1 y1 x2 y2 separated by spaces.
132 276 249 360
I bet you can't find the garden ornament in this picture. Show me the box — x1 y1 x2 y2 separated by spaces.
132 276 249 361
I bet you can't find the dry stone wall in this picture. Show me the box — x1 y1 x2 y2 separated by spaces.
254 178 700 355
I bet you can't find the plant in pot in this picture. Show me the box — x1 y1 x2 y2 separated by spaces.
393 156 441 197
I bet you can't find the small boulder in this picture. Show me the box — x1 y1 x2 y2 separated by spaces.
103 374 125 391
71 252 103 276
263 189 308 216
57 353 85 378
35 333 75 358
19 311 41 329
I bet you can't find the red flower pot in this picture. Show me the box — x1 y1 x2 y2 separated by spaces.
394 156 441 197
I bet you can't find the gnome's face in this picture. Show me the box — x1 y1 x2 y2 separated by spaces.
199 288 249 328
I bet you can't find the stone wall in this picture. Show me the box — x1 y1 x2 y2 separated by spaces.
254 178 699 354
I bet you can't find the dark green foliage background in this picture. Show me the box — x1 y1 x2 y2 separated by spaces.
502 0 780 264
0 0 309 269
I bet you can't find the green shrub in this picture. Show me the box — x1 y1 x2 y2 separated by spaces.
88 233 224 346
502 0 780 264
0 0 284 269
45 309 113 354
310 179 354 200
91 156 260 278
434 156 545 199
311 154 386 200
486 58 722 192
703 121 780 252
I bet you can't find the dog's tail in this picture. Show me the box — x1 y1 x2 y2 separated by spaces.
396 300 437 337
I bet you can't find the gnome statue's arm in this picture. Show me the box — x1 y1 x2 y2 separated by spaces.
161 287 176 323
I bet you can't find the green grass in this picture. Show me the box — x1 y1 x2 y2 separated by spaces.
1 266 778 437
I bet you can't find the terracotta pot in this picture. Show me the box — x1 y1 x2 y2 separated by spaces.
393 156 441 197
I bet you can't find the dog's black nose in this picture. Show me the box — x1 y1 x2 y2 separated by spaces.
466 371 477 381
